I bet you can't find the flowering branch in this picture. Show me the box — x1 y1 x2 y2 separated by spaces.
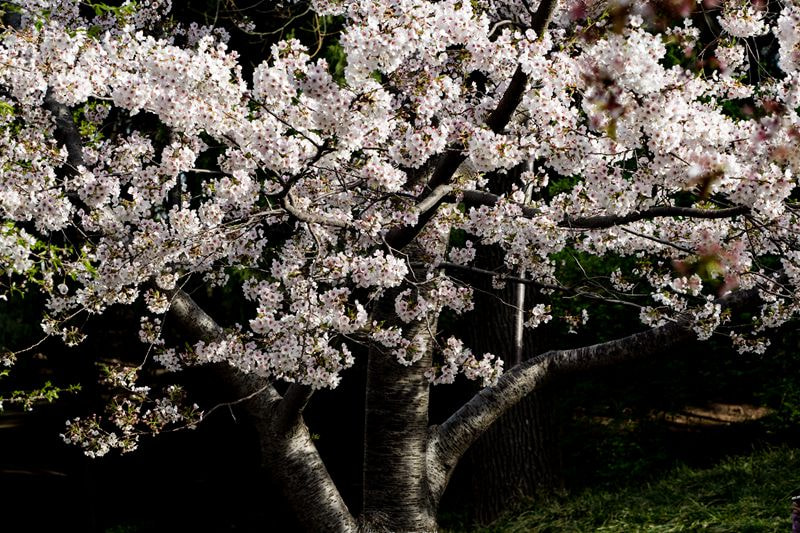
459 189 750 229
282 192 353 229
384 0 558 252
167 289 357 532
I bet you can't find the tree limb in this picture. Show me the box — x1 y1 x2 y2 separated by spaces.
436 261 562 290
426 288 760 503
272 383 314 434
384 150 467 251
167 289 226 341
528 0 558 37
167 289 357 533
459 189 750 229
461 189 540 217
563 205 751 229
44 90 85 172
283 192 353 228
619 227 693 253
384 0 557 252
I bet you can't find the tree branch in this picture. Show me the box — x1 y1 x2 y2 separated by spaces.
384 0 557 252
436 261 562 291
461 189 540 217
283 192 353 228
167 289 357 533
272 383 314 434
529 0 558 37
563 205 751 229
426 288 759 503
167 289 226 341
619 227 693 253
384 150 466 251
44 90 85 171
459 189 750 229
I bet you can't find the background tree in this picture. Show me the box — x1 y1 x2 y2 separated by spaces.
1 0 799 531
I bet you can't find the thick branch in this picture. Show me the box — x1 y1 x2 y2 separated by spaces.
272 383 314 434
460 189 750 229
563 205 751 229
283 192 353 228
485 66 528 134
44 90 84 171
167 290 357 533
415 183 455 215
461 189 540 217
528 0 558 37
426 288 759 503
168 289 225 341
384 150 466 250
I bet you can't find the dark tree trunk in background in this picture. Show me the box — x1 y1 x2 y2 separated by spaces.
461 250 564 524
466 386 562 524
459 160 564 524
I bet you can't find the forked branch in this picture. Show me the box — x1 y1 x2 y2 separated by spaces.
385 0 558 252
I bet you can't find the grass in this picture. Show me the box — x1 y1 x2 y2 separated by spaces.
476 446 799 533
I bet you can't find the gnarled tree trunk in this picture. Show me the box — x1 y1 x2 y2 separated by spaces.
169 291 358 533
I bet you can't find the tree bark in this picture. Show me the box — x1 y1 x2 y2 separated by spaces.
459 242 561 524
361 258 440 532
169 290 358 533
361 325 437 532
467 388 560 523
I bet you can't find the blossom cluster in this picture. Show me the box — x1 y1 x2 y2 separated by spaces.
0 0 799 451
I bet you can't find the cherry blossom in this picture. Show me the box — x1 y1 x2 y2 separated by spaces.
0 0 797 465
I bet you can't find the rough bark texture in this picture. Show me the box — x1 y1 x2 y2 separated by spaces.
461 260 562 524
362 238 449 532
169 291 358 533
362 304 437 532
261 395 359 533
468 388 560 523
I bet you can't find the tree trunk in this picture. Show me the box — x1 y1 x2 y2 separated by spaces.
462 248 563 525
169 291 358 533
362 279 439 532
362 235 452 532
467 388 561 524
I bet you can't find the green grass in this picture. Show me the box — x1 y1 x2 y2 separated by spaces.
477 446 799 533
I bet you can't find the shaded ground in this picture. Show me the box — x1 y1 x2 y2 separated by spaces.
656 402 773 428
480 445 799 533
0 402 272 533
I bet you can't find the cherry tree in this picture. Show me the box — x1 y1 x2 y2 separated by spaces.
1 0 799 530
